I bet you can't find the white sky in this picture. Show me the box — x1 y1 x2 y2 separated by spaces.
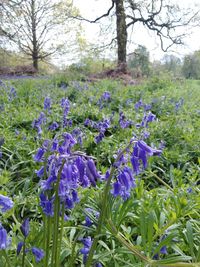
73 0 200 61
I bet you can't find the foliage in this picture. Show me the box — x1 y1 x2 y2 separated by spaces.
0 75 199 266
182 51 200 79
128 45 151 77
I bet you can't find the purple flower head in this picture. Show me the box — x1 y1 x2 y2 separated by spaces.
84 118 92 127
20 218 30 238
44 97 51 111
80 236 92 263
102 91 111 101
31 247 44 262
60 133 76 154
119 111 133 129
40 193 54 217
0 194 14 213
111 181 122 197
48 121 59 131
160 245 168 255
34 147 45 162
35 166 44 178
130 155 140 175
86 159 100 187
17 241 24 255
0 225 9 250
94 132 105 144
84 208 99 227
61 98 70 117
135 99 143 110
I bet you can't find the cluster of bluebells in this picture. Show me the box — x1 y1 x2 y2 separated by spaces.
80 237 102 266
136 111 157 128
84 117 111 144
119 111 133 129
61 97 71 127
17 218 44 262
97 91 111 109
111 140 162 200
34 133 101 217
134 99 152 112
0 195 13 250
8 87 17 101
32 112 46 137
44 97 51 113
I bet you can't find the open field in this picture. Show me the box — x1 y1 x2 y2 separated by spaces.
0 76 199 267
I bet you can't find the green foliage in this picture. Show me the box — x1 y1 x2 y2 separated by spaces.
182 51 200 79
128 45 151 77
0 75 199 266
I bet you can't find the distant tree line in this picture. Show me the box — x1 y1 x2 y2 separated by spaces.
126 45 200 80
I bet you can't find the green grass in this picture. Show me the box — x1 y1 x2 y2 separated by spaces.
0 75 199 266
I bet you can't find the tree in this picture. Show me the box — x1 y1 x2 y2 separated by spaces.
128 45 150 77
73 0 200 71
0 0 77 70
182 51 200 79
161 54 181 76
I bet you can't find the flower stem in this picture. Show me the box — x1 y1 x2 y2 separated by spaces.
51 160 65 267
45 217 51 267
85 142 134 267
22 239 26 267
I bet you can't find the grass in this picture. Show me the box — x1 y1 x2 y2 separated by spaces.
0 75 199 266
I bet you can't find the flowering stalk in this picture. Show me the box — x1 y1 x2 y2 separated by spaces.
85 141 134 267
51 160 65 267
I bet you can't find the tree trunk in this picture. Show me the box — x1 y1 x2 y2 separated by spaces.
32 53 38 70
31 0 38 71
115 0 127 72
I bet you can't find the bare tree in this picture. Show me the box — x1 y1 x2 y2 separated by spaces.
73 0 200 71
0 0 76 70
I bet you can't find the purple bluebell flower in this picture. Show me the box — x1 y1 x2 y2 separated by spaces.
48 122 59 131
40 193 54 217
0 194 14 213
160 245 168 255
34 147 45 162
130 155 140 175
20 218 30 238
44 97 51 112
111 181 122 197
80 237 92 264
31 247 44 262
35 166 44 178
0 225 9 250
119 112 133 129
17 241 24 255
134 99 143 110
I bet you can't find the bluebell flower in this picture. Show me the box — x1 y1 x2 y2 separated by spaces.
40 193 54 217
130 155 140 175
34 147 45 162
0 225 9 250
111 181 122 197
20 218 30 238
80 237 92 264
0 194 14 212
134 99 143 110
35 166 44 178
48 121 59 131
160 245 167 255
31 247 44 262
17 241 24 255
44 97 51 112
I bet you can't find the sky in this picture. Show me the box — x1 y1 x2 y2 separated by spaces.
73 0 200 62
